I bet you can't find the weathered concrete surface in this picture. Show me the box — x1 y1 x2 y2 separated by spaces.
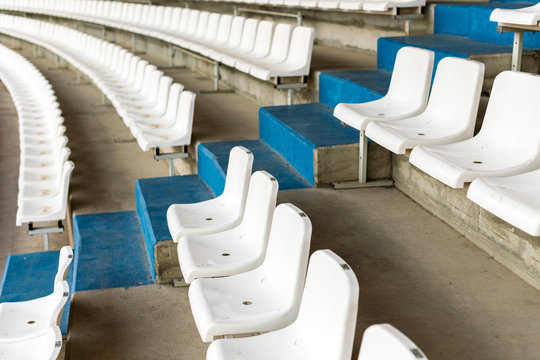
154 240 182 284
393 153 540 291
66 285 208 360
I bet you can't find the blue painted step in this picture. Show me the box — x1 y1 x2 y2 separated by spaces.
199 140 312 192
259 103 359 184
435 3 540 47
319 70 390 108
377 34 536 73
136 175 214 278
72 211 154 288
0 250 73 334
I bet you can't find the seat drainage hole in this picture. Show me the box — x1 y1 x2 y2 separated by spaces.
27 320 36 325
242 301 252 306
473 161 483 164
205 218 213 221
221 253 230 257
417 133 425 136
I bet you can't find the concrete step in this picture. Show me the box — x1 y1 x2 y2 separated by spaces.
258 104 361 185
434 2 540 47
0 250 72 334
135 175 214 283
72 211 154 289
377 34 539 90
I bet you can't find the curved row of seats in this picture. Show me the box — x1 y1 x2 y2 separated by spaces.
0 0 314 83
0 14 196 154
0 246 72 359
165 146 428 359
0 42 73 228
334 46 540 237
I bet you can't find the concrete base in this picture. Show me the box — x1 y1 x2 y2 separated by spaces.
154 240 182 285
393 154 540 291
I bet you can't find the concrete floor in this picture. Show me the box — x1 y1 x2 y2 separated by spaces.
0 41 539 360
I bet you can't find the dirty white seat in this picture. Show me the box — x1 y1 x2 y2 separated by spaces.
206 249 358 360
167 146 254 243
0 281 69 342
250 26 315 81
490 4 540 26
188 203 312 342
16 161 74 226
334 46 434 131
358 324 428 360
129 83 184 138
365 57 484 154
224 20 275 69
178 171 279 283
333 46 434 184
409 71 540 189
362 0 425 11
135 90 196 151
0 326 62 360
467 169 540 237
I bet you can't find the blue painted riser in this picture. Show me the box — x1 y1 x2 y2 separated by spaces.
435 3 540 47
136 175 215 279
377 34 535 73
0 250 73 334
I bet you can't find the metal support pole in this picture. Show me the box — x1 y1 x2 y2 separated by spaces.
297 12 303 26
131 33 136 52
404 19 411 36
43 233 50 251
358 130 368 184
102 26 107 39
169 159 175 176
287 89 294 105
169 44 175 67
512 31 523 71
214 62 220 91
233 6 238 17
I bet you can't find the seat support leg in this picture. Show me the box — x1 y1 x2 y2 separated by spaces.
199 63 234 94
28 221 64 251
154 146 189 176
512 31 523 71
287 89 294 105
332 130 393 189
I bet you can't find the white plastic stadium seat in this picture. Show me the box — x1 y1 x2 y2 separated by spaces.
206 250 359 360
178 171 279 283
0 326 62 360
490 3 540 26
188 203 312 342
0 281 69 342
167 146 254 242
365 57 484 154
362 0 426 12
358 324 428 360
467 170 540 237
333 46 434 185
409 71 540 188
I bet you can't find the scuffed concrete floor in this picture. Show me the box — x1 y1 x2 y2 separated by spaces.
0 39 539 360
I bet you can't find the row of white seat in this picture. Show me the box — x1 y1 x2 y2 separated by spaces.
0 14 196 155
0 42 73 228
334 46 540 237
187 0 425 12
0 246 72 360
0 0 315 82
165 146 428 359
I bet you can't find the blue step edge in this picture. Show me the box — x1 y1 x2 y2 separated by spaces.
377 34 535 73
0 250 73 334
136 175 215 279
72 211 154 289
259 104 360 184
199 140 312 190
434 3 540 48
319 70 389 108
